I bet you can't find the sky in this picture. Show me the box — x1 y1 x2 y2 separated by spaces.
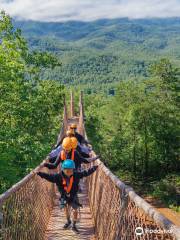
0 0 180 22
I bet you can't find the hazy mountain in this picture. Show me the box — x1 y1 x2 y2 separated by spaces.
14 18 180 92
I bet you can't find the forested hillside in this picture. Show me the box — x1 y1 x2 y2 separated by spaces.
84 59 180 212
1 13 179 213
15 18 180 92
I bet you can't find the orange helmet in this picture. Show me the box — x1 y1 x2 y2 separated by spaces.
70 123 77 129
71 137 78 149
62 137 72 151
66 129 75 137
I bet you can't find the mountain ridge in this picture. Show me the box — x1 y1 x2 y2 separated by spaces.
13 18 180 92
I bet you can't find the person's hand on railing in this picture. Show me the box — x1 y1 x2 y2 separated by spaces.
89 152 93 157
96 160 102 166
31 170 37 175
94 155 100 160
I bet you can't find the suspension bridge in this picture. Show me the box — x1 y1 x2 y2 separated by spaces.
0 92 180 240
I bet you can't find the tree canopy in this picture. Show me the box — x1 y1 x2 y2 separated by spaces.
0 12 64 193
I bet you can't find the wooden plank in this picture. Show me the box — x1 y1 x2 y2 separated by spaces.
45 180 96 240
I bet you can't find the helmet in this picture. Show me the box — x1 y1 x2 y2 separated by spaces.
66 129 75 137
62 137 72 151
70 123 77 129
62 159 75 169
71 137 78 149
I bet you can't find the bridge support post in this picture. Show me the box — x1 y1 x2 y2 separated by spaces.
78 91 85 136
63 96 68 132
79 91 84 118
70 91 75 117
56 96 68 146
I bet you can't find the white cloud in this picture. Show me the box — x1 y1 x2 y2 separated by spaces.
0 0 180 22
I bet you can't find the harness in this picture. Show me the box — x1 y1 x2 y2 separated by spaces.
62 176 74 193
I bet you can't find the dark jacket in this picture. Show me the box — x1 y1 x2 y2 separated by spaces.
44 149 89 170
49 145 89 163
76 145 89 158
37 166 98 201
75 132 88 145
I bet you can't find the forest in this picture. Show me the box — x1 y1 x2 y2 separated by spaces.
0 12 64 192
84 59 179 211
15 17 180 93
0 12 179 212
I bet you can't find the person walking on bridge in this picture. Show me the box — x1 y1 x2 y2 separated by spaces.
44 137 98 171
70 123 92 157
48 129 74 163
48 128 90 162
71 136 90 158
69 123 89 145
37 159 98 233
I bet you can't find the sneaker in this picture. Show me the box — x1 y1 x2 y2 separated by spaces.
63 220 71 229
72 224 79 234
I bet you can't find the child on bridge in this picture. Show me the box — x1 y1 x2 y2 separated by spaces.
37 159 98 233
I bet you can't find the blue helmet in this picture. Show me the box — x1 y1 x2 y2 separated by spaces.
62 159 75 170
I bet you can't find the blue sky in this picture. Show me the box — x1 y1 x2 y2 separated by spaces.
0 0 180 22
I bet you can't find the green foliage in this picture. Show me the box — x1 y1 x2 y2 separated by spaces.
152 174 180 210
26 51 61 68
0 12 64 193
14 18 180 92
84 59 179 209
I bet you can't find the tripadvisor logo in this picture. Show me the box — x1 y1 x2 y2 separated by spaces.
135 226 173 236
135 227 144 236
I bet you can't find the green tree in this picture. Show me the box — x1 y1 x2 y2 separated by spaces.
0 12 64 193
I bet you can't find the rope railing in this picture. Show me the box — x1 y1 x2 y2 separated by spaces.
79 93 180 240
0 166 56 240
78 91 85 137
70 90 75 118
0 103 68 240
87 158 180 240
1 92 180 240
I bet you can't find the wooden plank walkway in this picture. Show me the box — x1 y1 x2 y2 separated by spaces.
45 180 96 240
